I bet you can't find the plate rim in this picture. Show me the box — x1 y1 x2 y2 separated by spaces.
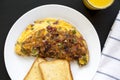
4 4 101 80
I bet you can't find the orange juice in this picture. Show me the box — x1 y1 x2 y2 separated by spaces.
83 0 114 10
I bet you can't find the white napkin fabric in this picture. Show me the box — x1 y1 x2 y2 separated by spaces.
93 10 120 80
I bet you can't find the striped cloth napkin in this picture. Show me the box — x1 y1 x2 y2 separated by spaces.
93 10 120 80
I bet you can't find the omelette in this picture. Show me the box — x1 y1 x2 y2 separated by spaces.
15 18 89 66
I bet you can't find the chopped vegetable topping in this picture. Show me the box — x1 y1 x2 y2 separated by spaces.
72 30 76 34
21 26 87 61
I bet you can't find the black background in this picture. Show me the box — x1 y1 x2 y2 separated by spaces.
0 0 120 79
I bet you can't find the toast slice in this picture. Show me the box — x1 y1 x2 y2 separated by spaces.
39 59 73 80
24 58 46 80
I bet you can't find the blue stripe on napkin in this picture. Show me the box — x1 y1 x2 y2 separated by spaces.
102 53 120 61
97 71 120 80
116 18 120 21
109 36 120 42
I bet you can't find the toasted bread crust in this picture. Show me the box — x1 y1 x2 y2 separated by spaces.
24 57 46 80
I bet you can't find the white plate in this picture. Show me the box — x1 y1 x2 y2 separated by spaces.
4 4 101 80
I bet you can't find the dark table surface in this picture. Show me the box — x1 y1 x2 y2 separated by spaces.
0 0 120 79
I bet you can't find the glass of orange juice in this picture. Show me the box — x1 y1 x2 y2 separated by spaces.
83 0 114 10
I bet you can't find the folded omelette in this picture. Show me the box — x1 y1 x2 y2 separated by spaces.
15 18 89 66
